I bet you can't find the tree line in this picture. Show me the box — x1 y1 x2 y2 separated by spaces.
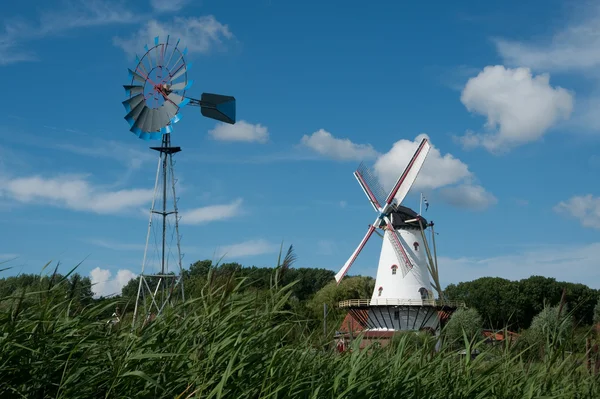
445 275 599 330
1 260 599 331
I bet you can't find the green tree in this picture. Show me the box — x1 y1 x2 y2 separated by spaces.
308 276 375 332
516 276 562 327
593 297 600 325
443 307 483 345
444 277 521 329
561 282 597 325
526 305 574 359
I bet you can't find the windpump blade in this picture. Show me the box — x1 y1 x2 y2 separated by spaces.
122 93 144 113
128 68 146 84
123 85 143 96
335 224 376 284
168 80 194 91
200 93 236 124
384 138 431 205
124 99 146 127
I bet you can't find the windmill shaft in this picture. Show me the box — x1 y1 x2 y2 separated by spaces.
161 136 168 277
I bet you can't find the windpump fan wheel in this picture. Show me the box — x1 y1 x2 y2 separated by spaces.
122 36 193 140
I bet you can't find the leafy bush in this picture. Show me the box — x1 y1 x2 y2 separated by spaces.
443 307 483 346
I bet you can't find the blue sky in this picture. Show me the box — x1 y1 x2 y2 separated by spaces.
1 0 600 296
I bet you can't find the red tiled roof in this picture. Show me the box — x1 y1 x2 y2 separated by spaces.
338 310 369 333
482 329 520 341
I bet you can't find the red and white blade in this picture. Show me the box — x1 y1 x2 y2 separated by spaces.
385 138 431 205
354 170 381 211
335 224 376 284
384 218 413 277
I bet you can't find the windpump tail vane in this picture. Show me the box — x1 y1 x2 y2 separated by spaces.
385 138 431 205
199 93 236 125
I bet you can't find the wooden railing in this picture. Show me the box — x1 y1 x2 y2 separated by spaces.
338 298 465 308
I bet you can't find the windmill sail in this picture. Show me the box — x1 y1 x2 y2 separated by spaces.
355 162 387 211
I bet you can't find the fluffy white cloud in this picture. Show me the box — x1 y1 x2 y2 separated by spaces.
440 242 600 289
495 4 600 73
300 132 495 211
554 194 600 229
208 121 269 143
113 16 233 57
439 184 498 211
150 0 189 12
214 239 277 258
374 134 496 210
0 174 153 214
458 66 574 153
90 267 137 297
179 198 243 225
300 129 379 161
0 0 139 65
494 5 600 134
374 134 472 191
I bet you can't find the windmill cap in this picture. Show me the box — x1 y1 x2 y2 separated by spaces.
389 205 428 229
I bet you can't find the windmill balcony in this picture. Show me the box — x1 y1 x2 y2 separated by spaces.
338 298 465 308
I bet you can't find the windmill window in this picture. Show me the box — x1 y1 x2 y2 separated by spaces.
413 242 419 251
378 286 383 296
394 309 400 320
391 265 398 275
418 287 428 300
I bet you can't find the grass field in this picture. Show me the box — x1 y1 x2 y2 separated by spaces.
1 269 599 398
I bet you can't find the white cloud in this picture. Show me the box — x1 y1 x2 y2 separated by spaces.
113 16 233 58
373 134 495 210
440 242 600 289
179 198 243 225
300 132 495 211
439 184 498 211
150 0 189 12
554 194 600 229
300 129 379 161
87 239 145 251
494 4 600 73
0 1 139 65
374 133 473 192
214 239 277 259
55 140 155 170
0 173 153 214
491 4 600 134
208 121 269 143
90 267 137 297
457 66 574 153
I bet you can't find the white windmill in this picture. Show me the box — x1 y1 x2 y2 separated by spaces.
335 138 457 333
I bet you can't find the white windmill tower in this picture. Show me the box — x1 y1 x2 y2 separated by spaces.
335 138 459 335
